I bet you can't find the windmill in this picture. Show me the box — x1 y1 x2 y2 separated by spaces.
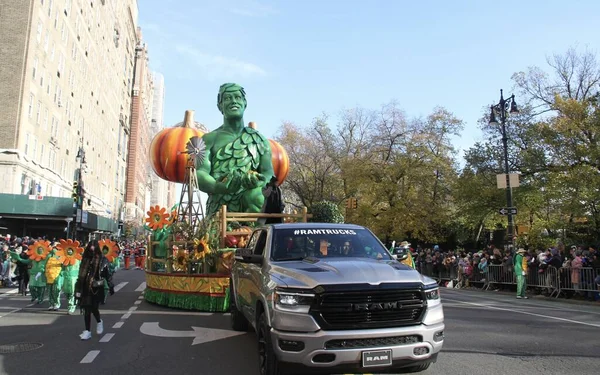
176 111 206 232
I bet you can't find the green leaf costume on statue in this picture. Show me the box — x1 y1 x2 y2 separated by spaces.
197 83 274 217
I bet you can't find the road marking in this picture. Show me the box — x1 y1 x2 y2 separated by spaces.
140 322 246 345
99 333 115 343
129 306 138 311
112 322 124 329
135 282 146 292
0 289 18 297
134 300 142 305
80 350 100 363
114 282 128 292
0 302 36 318
138 295 144 299
442 290 600 316
444 298 600 328
121 313 131 320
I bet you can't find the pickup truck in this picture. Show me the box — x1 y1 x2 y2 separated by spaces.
230 223 444 375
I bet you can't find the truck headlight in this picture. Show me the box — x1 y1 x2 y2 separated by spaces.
274 289 315 313
424 287 440 306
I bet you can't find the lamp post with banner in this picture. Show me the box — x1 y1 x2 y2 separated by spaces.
489 89 519 250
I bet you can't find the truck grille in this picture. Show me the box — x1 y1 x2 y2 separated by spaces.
325 335 422 349
310 289 425 330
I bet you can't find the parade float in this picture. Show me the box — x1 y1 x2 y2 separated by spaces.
144 83 307 312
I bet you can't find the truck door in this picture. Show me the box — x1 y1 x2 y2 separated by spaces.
246 229 268 319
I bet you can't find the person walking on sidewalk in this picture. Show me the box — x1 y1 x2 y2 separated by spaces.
75 240 114 340
514 248 529 299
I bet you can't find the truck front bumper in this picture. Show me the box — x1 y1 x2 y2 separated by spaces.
271 322 444 372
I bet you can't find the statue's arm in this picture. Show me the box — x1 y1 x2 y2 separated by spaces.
196 143 229 194
258 138 275 183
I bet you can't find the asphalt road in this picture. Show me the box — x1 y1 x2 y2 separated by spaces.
1 270 599 375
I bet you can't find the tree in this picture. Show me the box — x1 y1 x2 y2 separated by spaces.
309 201 345 223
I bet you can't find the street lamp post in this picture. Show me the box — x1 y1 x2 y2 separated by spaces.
489 89 519 250
71 147 86 241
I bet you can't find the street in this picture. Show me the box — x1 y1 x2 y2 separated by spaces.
1 270 599 375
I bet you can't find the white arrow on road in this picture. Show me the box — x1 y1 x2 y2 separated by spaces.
140 322 246 345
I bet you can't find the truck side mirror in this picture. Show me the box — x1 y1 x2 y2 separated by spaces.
234 248 263 265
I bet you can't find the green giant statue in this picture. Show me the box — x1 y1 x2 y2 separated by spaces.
197 83 274 217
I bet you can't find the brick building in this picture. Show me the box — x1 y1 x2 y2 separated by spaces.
123 27 153 223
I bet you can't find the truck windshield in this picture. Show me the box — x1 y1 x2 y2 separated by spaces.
271 228 392 261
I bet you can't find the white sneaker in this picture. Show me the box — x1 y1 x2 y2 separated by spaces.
96 320 104 335
80 330 92 340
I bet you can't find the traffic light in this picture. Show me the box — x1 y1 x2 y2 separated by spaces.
72 181 79 202
345 198 351 209
352 197 358 209
345 198 358 209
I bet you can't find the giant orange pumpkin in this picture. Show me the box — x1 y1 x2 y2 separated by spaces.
268 139 289 185
149 110 207 183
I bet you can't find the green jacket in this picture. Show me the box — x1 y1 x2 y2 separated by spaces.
11 251 48 287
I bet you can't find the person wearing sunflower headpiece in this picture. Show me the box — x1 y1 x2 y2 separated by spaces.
57 239 84 314
45 242 65 311
10 239 50 304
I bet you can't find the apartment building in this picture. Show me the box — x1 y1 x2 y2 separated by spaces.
0 0 138 238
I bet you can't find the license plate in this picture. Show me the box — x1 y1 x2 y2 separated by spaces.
362 349 392 367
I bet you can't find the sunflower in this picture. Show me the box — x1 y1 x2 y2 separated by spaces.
145 205 171 230
167 210 178 225
55 239 84 266
98 239 119 262
193 236 212 260
27 240 52 262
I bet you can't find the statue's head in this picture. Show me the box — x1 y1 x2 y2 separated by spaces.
217 83 247 119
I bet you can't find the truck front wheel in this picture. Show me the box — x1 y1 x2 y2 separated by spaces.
257 312 282 375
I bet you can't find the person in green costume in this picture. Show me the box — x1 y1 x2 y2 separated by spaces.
45 245 64 311
10 242 48 304
196 83 275 217
61 250 81 315
514 248 529 299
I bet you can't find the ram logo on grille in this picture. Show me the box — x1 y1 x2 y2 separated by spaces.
352 301 403 311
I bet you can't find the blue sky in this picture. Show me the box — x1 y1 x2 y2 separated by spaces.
139 0 600 160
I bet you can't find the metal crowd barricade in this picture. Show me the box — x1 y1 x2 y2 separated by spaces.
555 266 599 298
526 265 560 297
484 264 515 290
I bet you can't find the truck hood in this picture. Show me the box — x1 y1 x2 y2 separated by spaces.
269 257 428 289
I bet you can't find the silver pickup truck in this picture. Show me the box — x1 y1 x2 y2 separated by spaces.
230 223 444 375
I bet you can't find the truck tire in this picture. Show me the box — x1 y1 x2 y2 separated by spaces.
229 284 249 332
404 363 431 373
257 312 282 375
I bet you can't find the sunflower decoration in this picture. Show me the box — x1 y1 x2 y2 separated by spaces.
193 235 212 261
173 248 190 272
55 239 84 266
98 239 119 262
145 205 171 231
27 240 52 262
167 209 178 226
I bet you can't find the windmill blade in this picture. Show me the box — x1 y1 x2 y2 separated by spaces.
185 136 206 167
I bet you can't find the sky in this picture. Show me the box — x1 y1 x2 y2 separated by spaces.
139 0 600 160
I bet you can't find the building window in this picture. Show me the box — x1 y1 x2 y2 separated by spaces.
40 144 45 166
50 42 55 61
24 133 30 155
28 93 34 117
48 0 53 17
36 101 42 125
54 10 58 29
60 159 66 178
50 116 58 137
43 107 49 130
47 75 52 95
37 21 43 43
44 32 49 52
32 57 38 80
49 150 56 170
32 137 38 160
39 68 45 87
